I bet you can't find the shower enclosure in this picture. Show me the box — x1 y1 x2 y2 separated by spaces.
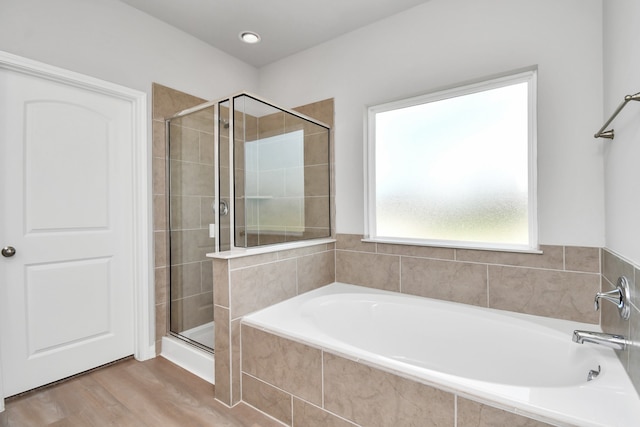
166 92 331 352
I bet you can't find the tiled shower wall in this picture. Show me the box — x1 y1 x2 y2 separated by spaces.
152 83 207 353
167 108 216 335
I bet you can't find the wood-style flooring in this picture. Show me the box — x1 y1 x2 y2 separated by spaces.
0 357 283 427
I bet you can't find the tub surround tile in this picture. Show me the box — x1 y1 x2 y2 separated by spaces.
214 306 231 406
154 231 168 268
335 234 376 253
242 374 292 425
602 249 635 287
564 246 600 273
230 252 279 270
456 245 563 270
335 251 400 292
292 398 357 427
297 250 336 294
231 319 242 405
230 258 297 319
488 265 600 323
377 243 455 260
323 353 454 427
401 257 487 306
457 398 553 427
213 259 230 308
242 325 323 406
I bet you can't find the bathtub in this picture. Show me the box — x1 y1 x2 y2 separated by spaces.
242 282 640 427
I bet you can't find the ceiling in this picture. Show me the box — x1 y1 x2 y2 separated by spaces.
118 0 431 67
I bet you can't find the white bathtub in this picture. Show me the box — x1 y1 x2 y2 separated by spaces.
242 282 640 427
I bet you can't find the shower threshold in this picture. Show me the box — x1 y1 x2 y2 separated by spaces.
161 322 215 384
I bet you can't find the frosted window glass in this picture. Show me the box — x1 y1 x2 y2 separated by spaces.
371 76 535 248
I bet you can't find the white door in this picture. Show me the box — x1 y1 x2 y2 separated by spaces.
0 65 136 397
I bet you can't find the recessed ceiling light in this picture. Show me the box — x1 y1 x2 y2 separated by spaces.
239 31 261 44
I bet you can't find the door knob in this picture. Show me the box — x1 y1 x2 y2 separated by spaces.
2 246 16 258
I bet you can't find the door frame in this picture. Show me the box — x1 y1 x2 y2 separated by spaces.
0 51 154 411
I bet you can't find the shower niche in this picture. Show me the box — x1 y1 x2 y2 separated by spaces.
166 92 331 351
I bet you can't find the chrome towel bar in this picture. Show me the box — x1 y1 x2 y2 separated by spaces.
594 91 640 139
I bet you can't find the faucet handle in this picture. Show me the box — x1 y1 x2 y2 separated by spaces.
594 288 622 311
594 276 631 320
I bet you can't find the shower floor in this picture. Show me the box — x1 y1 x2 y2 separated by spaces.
181 321 215 350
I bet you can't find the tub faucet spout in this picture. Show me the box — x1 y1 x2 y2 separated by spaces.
572 330 629 351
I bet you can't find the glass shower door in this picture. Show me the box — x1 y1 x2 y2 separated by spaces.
167 105 216 351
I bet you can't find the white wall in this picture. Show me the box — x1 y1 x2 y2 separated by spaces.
603 1 640 265
258 0 605 247
0 0 258 103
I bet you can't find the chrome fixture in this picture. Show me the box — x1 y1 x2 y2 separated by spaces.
572 330 629 351
587 365 601 382
594 91 640 139
595 276 631 320
1 246 16 257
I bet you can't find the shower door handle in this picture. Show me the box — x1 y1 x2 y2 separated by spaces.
2 246 16 258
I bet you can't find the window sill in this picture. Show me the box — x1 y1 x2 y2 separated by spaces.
361 237 543 255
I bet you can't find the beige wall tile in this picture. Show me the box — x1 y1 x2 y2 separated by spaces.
277 243 329 260
213 259 230 307
170 291 213 332
170 195 201 230
292 398 357 427
152 83 206 121
152 157 167 196
153 194 167 231
298 250 335 294
154 231 168 268
335 234 376 253
488 266 599 323
230 252 279 270
231 319 242 405
378 243 455 260
401 257 487 306
304 165 329 197
201 259 213 293
457 398 553 427
457 245 563 270
200 131 214 165
293 99 335 127
602 249 635 288
242 374 292 425
214 306 231 405
565 246 600 273
152 120 166 159
323 353 454 427
230 259 297 318
154 267 168 306
242 325 323 406
169 124 200 162
303 132 331 166
155 302 167 343
170 262 202 300
169 160 214 197
170 229 215 265
336 251 400 292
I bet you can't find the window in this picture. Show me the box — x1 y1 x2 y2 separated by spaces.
365 70 537 251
